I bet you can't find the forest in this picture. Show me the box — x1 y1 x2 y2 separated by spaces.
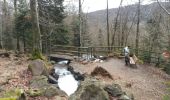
0 0 170 100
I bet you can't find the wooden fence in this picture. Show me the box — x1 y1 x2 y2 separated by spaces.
51 45 163 66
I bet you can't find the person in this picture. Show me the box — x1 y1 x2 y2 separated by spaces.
123 46 130 66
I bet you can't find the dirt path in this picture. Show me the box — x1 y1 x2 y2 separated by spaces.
71 58 170 100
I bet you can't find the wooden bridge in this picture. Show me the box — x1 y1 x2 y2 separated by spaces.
50 45 164 66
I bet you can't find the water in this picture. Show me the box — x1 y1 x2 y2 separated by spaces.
54 66 79 96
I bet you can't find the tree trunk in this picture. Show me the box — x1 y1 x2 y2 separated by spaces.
136 0 140 56
111 0 123 47
106 0 110 50
30 0 42 52
16 34 20 51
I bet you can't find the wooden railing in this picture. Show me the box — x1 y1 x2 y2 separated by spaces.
51 45 163 66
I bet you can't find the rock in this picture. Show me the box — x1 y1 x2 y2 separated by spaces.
29 75 66 97
118 95 131 100
104 84 123 97
49 68 59 80
54 96 68 100
0 89 26 100
91 66 113 80
27 89 44 97
51 61 56 65
0 52 10 58
30 75 49 88
44 86 67 97
73 72 85 81
69 77 110 100
28 59 48 76
48 75 58 84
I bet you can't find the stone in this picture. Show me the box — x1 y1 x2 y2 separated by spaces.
44 86 67 97
48 75 58 84
51 61 56 65
0 89 26 100
30 75 49 88
104 84 123 97
27 89 44 97
28 59 48 76
29 75 67 97
118 95 131 100
91 66 113 80
69 77 110 100
54 96 68 100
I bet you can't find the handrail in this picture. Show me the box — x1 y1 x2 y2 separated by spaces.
51 45 163 66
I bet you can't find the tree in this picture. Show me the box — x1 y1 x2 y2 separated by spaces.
2 0 13 49
111 0 123 46
37 0 67 53
15 0 31 52
136 0 140 55
30 0 42 52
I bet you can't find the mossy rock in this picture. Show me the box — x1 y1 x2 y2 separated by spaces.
29 75 66 97
0 98 17 100
69 77 109 100
26 89 44 97
30 76 49 88
44 86 67 97
104 84 123 97
0 89 26 100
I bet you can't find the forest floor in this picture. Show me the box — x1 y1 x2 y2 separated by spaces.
0 53 169 100
71 58 170 100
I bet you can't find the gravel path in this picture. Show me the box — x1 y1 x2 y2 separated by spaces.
71 58 170 100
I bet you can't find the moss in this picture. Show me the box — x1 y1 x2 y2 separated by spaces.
27 89 44 97
1 89 24 100
31 49 44 60
0 98 17 100
163 95 170 100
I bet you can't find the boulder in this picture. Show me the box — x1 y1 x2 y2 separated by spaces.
28 59 48 76
29 75 66 97
91 66 113 80
104 84 123 97
30 75 49 88
69 77 110 100
44 86 67 97
0 89 26 100
27 89 44 97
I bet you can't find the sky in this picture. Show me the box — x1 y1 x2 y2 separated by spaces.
64 0 154 12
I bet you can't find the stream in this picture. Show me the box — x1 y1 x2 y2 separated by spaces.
54 61 79 96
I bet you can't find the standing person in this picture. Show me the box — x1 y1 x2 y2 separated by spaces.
123 46 130 66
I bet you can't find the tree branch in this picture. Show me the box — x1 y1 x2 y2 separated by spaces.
156 0 170 15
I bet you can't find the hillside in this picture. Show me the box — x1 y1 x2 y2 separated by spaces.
86 2 169 46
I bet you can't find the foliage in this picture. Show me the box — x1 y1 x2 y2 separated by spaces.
163 62 170 75
31 49 44 60
38 0 66 23
140 51 151 63
14 0 32 51
71 17 80 46
51 25 69 45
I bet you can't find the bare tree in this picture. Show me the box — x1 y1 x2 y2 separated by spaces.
111 0 123 46
136 0 140 55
